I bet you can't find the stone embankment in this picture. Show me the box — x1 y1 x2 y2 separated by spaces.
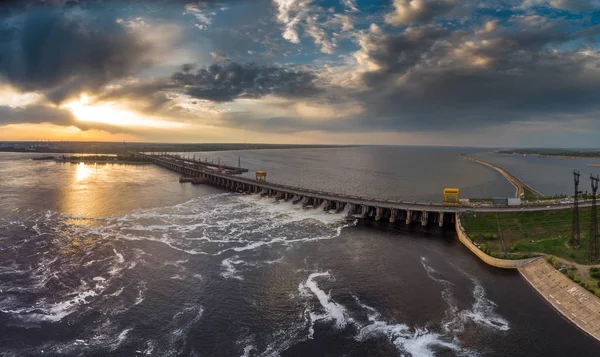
455 217 539 268
519 259 600 343
456 215 600 343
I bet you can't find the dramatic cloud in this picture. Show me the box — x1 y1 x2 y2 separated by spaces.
385 0 459 26
520 0 599 12
0 105 77 127
1 0 599 146
344 20 600 131
170 60 322 102
0 6 153 104
272 0 356 54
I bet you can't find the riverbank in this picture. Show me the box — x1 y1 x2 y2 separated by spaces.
461 154 544 200
456 214 600 343
519 259 600 343
498 149 600 159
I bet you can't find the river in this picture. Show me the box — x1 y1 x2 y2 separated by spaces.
0 147 598 356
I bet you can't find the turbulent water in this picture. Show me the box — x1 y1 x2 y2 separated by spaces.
0 149 598 356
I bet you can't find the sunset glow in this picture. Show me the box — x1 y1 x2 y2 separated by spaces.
0 0 598 146
63 94 186 129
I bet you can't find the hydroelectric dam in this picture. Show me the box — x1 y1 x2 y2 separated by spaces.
135 153 581 230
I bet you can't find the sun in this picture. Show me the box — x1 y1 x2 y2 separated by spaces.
62 93 185 129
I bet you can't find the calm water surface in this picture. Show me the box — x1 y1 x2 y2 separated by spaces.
0 148 598 357
472 151 600 197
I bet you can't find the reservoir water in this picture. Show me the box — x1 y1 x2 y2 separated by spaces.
0 147 598 356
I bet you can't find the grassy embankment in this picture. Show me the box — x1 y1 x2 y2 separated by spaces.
461 207 600 264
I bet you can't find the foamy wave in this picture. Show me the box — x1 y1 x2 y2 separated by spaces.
420 256 510 333
290 262 509 357
221 256 246 280
298 272 466 355
134 281 147 305
0 286 98 323
299 272 353 332
461 279 510 331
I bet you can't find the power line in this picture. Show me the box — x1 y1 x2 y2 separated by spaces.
572 170 581 247
590 175 599 263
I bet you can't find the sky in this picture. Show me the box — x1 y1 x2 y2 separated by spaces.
0 0 599 147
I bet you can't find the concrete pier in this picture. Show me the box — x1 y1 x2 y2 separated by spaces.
421 211 429 226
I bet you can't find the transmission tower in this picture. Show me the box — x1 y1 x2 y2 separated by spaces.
590 175 599 263
571 170 581 247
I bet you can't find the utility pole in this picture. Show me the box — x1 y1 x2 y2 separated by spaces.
238 156 241 168
590 175 599 263
571 170 581 247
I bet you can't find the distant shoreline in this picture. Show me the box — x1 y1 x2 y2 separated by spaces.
497 149 600 159
0 143 358 154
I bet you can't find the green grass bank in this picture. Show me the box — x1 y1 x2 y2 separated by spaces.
461 207 600 264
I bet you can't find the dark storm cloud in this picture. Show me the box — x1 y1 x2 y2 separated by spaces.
171 61 322 102
343 21 600 132
0 6 152 104
98 60 322 107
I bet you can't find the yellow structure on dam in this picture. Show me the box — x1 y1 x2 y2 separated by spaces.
443 188 460 205
255 171 267 182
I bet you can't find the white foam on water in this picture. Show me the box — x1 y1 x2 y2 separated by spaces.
236 194 346 226
158 304 204 355
460 279 510 331
221 256 246 280
241 344 255 357
113 327 132 349
290 268 480 357
109 287 125 297
113 248 125 264
420 256 510 333
298 272 353 331
1 287 98 323
32 223 42 236
353 297 466 357
134 281 147 305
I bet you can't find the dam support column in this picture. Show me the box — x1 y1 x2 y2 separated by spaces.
361 205 367 218
405 210 412 225
375 207 383 221
314 198 322 209
439 212 445 227
302 196 309 208
421 211 429 226
347 204 355 217
390 209 398 223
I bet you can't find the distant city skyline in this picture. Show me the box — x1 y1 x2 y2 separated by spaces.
1 0 599 147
